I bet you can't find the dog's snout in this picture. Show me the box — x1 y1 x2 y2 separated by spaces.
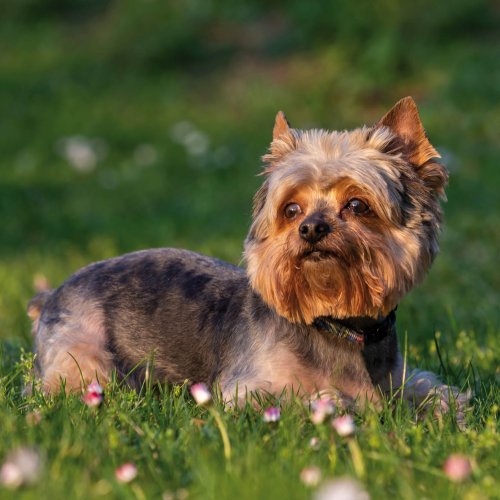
299 215 331 243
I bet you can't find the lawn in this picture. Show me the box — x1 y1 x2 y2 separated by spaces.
0 1 498 498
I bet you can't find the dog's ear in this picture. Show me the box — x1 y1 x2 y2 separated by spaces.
378 97 448 196
378 97 439 164
273 111 292 141
262 111 297 172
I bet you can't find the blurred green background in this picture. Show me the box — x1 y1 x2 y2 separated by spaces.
0 0 499 364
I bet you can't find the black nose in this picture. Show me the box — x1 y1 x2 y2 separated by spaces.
299 215 331 243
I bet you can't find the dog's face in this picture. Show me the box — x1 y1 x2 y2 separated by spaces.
245 98 448 324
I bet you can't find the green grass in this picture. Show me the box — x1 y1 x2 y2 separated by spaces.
0 348 498 499
0 1 499 498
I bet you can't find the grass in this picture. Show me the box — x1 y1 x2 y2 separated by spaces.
0 348 498 499
0 1 499 498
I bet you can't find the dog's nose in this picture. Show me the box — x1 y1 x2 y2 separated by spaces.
299 215 331 243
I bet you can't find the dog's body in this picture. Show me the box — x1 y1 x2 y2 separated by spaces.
32 248 401 404
29 97 468 419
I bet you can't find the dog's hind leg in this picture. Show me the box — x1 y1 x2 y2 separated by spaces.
41 340 113 393
32 298 113 393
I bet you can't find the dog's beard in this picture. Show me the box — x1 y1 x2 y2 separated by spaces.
246 229 423 324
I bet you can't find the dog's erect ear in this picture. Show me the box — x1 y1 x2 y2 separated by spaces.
378 97 439 165
273 111 292 141
378 97 448 196
262 111 297 172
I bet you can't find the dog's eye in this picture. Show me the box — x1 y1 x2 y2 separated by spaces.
345 198 370 215
284 203 302 219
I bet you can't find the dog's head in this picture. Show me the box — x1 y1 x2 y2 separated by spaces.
244 97 448 324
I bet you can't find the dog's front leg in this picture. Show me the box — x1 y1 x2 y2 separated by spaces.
390 354 470 428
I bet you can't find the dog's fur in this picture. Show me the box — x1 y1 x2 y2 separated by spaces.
28 97 468 421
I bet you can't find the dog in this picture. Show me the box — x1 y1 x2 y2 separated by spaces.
28 97 468 421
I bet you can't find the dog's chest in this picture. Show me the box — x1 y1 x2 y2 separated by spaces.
221 331 376 402
248 343 332 394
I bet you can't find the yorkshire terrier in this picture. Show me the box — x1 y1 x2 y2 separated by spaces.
28 97 468 421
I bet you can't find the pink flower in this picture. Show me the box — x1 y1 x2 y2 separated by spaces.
190 383 212 405
83 382 104 407
309 437 321 450
115 462 137 483
26 410 42 426
443 454 472 482
263 406 281 422
87 381 103 393
300 466 322 486
331 415 355 437
310 398 335 424
0 463 22 489
0 447 43 489
314 477 369 500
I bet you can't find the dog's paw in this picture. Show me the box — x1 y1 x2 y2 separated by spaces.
425 384 472 430
404 369 472 429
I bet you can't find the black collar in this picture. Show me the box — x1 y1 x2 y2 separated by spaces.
313 308 397 347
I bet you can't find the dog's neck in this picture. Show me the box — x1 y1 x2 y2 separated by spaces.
313 308 397 347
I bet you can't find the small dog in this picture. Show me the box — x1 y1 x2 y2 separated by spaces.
28 97 467 420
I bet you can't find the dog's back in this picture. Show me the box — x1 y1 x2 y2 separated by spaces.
31 248 250 391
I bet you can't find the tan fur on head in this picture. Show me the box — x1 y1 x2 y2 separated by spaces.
245 98 447 324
